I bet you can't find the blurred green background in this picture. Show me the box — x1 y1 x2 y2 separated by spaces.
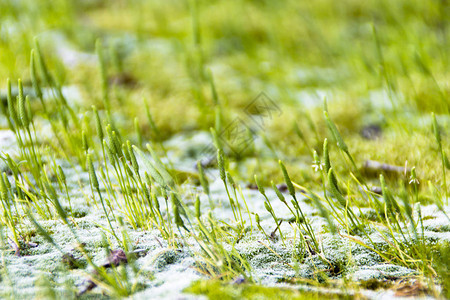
1 0 449 190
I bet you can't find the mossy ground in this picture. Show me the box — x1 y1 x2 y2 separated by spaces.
0 0 449 299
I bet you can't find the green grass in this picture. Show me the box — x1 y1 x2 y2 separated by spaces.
0 0 449 298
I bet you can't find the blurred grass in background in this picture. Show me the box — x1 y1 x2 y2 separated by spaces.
1 0 449 191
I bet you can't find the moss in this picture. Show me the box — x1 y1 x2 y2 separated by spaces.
153 249 183 271
71 209 87 218
432 242 450 298
0 0 449 298
185 280 353 300
358 278 392 290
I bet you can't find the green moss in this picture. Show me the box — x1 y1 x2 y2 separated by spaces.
153 249 183 271
433 242 450 298
358 278 392 290
185 280 353 300
0 0 449 298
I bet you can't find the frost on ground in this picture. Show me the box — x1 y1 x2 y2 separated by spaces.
0 129 448 299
